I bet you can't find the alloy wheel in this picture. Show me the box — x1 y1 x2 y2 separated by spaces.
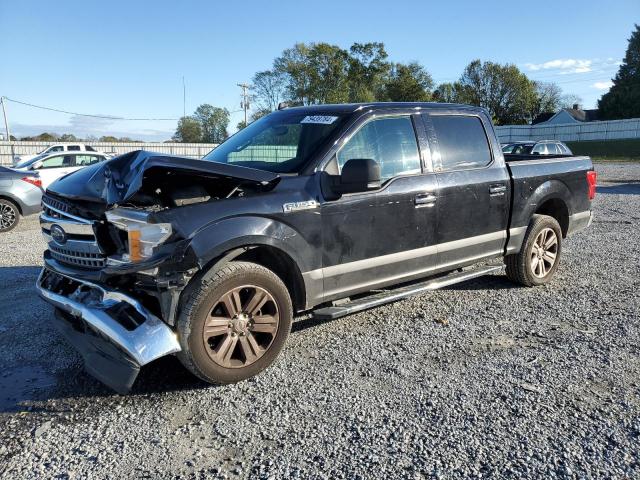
530 227 558 278
0 203 17 230
202 285 280 368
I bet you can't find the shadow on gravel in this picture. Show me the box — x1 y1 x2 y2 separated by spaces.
0 265 42 289
443 274 516 291
596 183 640 195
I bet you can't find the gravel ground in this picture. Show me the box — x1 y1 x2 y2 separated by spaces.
0 162 639 479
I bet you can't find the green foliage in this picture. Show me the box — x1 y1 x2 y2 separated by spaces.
24 132 58 142
193 105 230 143
432 83 460 103
236 120 247 131
173 116 203 143
565 139 640 161
250 42 580 126
253 42 434 115
383 62 434 102
252 70 287 111
58 133 78 142
530 82 562 121
347 42 390 102
99 135 119 142
456 60 537 125
598 24 640 119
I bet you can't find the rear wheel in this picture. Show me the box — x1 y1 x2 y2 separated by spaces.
0 199 19 232
505 214 562 287
177 261 293 384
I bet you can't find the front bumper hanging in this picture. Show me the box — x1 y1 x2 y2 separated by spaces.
36 268 181 393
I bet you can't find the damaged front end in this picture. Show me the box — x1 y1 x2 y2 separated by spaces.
36 150 279 392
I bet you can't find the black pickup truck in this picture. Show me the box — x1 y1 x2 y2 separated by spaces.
37 102 596 393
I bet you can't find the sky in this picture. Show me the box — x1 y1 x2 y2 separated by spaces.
0 0 637 141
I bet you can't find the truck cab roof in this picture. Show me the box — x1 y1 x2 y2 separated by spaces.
282 102 487 115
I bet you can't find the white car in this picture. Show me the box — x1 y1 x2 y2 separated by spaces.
17 152 110 189
13 144 103 167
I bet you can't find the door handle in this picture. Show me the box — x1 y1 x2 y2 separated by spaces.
414 193 437 207
489 184 507 196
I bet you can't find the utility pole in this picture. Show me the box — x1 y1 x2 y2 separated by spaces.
1 96 10 142
1 96 15 163
182 76 186 118
237 83 250 127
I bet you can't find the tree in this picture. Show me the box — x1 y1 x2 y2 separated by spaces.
457 60 536 125
598 24 640 119
194 105 229 143
560 94 583 109
529 81 562 121
347 42 391 102
433 82 461 103
273 43 314 105
273 42 351 105
252 70 287 112
306 43 350 104
236 120 247 131
99 135 119 142
59 133 77 142
173 116 202 143
33 132 58 142
383 62 434 102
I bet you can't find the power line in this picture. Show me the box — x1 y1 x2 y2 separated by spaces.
2 96 180 121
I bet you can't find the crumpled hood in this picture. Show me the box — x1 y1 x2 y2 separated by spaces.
46 150 279 205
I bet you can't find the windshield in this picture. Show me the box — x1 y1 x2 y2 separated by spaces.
203 110 349 173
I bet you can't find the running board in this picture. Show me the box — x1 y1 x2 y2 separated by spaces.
312 265 503 320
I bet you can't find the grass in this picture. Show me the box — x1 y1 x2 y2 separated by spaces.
566 139 640 161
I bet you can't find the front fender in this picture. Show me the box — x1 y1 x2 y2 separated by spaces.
188 215 314 273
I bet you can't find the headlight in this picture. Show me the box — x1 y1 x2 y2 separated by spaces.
106 208 172 262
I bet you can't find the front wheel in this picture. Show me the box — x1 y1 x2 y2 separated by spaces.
177 261 293 385
505 214 562 287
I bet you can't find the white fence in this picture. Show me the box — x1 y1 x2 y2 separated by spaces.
0 142 219 166
495 118 640 143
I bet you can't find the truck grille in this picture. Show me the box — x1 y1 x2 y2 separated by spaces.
42 194 72 216
49 244 106 268
41 196 106 270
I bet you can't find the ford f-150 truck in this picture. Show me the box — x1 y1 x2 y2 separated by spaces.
36 103 596 393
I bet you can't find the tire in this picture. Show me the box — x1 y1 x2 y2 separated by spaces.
505 214 562 287
176 261 293 385
0 199 20 233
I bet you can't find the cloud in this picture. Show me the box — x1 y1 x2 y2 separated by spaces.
592 81 614 90
10 120 174 142
524 59 593 74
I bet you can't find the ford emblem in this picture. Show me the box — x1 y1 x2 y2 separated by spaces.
50 224 67 245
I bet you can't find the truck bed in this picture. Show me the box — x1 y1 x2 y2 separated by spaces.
505 154 594 236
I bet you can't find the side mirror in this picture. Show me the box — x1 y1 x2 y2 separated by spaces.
336 158 381 194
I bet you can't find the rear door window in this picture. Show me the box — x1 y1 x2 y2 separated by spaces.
429 115 492 170
68 145 81 151
74 155 101 166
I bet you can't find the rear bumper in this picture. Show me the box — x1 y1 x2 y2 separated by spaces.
567 210 592 236
36 268 181 393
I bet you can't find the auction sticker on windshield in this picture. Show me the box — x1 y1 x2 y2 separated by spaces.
300 115 339 124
